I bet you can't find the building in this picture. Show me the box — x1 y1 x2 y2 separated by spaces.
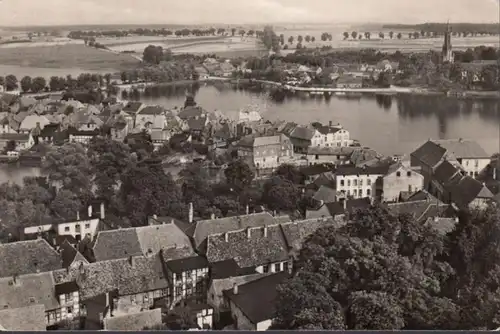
410 140 460 185
429 139 490 178
442 22 454 64
135 106 166 130
306 146 354 166
0 239 63 279
102 308 162 331
376 163 425 203
301 164 335 184
122 101 146 115
68 128 99 144
0 304 47 331
336 76 363 89
237 134 293 170
305 198 371 220
334 165 390 200
385 199 451 224
0 133 34 151
312 122 352 148
222 272 289 331
287 126 322 154
18 115 50 134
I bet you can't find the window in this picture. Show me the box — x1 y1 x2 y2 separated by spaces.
315 154 319 160
474 171 479 177
284 262 289 273
274 263 281 272
262 264 269 273
65 293 71 301
367 179 372 186
85 223 90 229
64 226 70 232
408 185 412 192
407 171 411 177
396 171 401 177
367 189 371 196
29 297 36 303
75 224 80 232
359 179 363 186
353 179 357 186
340 180 344 187
475 160 479 167
347 180 351 187
67 306 73 314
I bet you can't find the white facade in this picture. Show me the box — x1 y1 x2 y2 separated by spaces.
380 166 425 203
335 173 382 199
69 134 95 145
320 129 351 148
255 261 290 274
56 218 100 241
460 158 490 179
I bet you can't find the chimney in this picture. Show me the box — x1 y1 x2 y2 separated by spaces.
272 210 276 217
329 120 332 127
343 199 347 210
246 205 249 215
263 226 268 237
100 202 105 219
455 217 459 223
210 213 215 220
246 227 251 239
233 283 238 295
76 211 80 221
224 233 229 242
188 202 194 223
12 274 18 285
171 219 174 225
434 216 439 223
88 205 92 218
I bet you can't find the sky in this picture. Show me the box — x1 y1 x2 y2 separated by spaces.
0 0 498 26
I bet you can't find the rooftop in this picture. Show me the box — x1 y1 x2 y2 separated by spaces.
0 304 46 331
431 139 489 159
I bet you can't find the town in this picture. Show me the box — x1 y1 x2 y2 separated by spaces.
1 1 500 332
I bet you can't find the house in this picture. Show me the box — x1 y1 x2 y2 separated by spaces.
0 272 80 330
312 121 352 148
187 117 208 141
0 304 47 331
334 165 391 200
305 198 371 220
92 221 196 262
23 203 104 244
52 255 168 330
68 127 99 144
336 76 363 89
222 272 289 331
237 134 293 170
150 129 171 149
207 260 261 325
39 123 62 143
300 163 335 184
287 126 318 154
429 139 490 178
0 115 17 134
178 106 204 121
376 163 425 203
135 106 166 130
306 146 355 166
205 224 291 274
175 212 291 255
0 133 34 151
195 66 210 80
385 200 450 223
311 185 337 204
220 62 236 77
410 139 460 185
444 175 494 210
103 308 162 331
238 110 262 123
122 101 145 115
108 116 129 142
19 115 50 134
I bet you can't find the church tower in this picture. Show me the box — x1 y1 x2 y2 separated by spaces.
442 22 454 64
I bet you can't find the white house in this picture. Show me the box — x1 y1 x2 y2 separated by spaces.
376 163 425 203
312 122 352 148
334 165 390 200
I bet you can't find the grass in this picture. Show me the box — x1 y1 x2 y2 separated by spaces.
0 44 140 71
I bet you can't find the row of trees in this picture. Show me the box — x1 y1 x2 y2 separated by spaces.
384 23 500 36
273 204 500 330
67 27 260 40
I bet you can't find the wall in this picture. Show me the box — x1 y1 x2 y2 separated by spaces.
253 144 281 169
336 174 380 199
56 218 100 241
381 168 424 203
256 319 273 331
460 158 490 178
24 223 53 235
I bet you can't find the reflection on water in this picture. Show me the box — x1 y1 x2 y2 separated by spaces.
4 84 500 184
140 84 500 156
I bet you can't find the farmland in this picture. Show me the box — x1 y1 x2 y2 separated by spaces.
0 44 140 74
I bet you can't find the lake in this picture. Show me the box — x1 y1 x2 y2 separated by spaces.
3 85 500 184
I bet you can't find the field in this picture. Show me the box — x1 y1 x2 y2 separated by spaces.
0 44 140 74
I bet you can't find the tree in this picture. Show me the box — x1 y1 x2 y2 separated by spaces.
274 206 461 330
413 31 420 39
364 32 371 40
3 140 16 153
379 32 385 39
297 35 303 44
20 76 32 92
31 77 46 93
231 28 236 36
104 73 112 86
262 176 301 212
288 36 294 44
351 31 358 39
343 32 349 40
274 164 305 184
389 31 394 39
305 35 311 43
311 36 315 42
397 32 402 39
224 159 254 192
143 45 164 64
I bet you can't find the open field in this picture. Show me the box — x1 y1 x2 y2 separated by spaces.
98 35 227 47
0 44 140 73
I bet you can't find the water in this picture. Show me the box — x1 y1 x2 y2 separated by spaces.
4 85 500 184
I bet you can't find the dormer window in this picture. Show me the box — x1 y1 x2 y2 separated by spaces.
396 171 401 177
29 297 36 303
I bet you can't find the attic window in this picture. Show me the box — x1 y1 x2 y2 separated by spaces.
407 171 412 177
29 297 36 303
396 171 401 177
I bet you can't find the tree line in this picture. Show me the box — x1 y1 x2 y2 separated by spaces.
383 22 500 35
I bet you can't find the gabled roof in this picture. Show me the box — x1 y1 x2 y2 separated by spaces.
0 304 46 331
93 223 195 262
178 106 203 120
123 101 144 113
138 106 164 116
52 255 167 301
192 212 291 253
314 125 342 135
445 176 494 209
336 164 390 176
300 164 334 177
312 185 337 203
386 200 449 223
210 259 257 279
0 272 60 311
431 139 489 159
0 239 62 278
206 224 289 268
411 140 448 168
307 146 355 156
280 218 344 253
433 160 461 185
59 240 89 268
238 135 281 147
289 126 315 141
223 272 289 324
